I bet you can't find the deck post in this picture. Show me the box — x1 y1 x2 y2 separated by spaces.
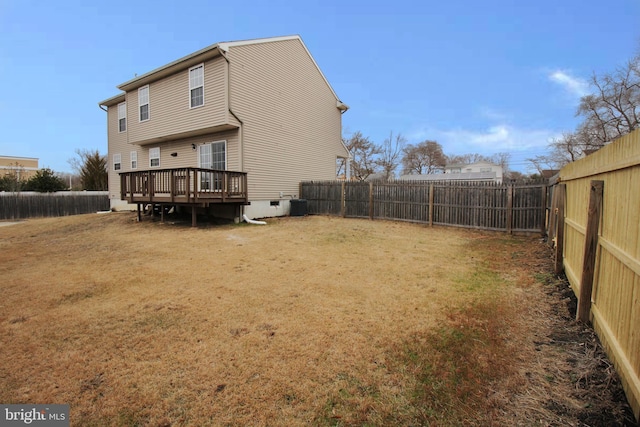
170 170 175 203
192 207 197 227
148 171 153 203
222 172 227 203
137 203 141 222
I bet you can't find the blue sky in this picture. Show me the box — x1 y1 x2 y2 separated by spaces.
1 0 639 174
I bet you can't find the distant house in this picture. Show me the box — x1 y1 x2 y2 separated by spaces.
0 156 39 181
99 35 349 221
399 161 503 184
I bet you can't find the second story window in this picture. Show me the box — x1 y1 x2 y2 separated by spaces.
138 86 149 121
117 102 126 132
189 64 204 108
149 147 160 167
113 153 121 171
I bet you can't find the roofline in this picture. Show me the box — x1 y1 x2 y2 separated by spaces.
111 34 346 106
446 161 499 168
0 155 39 162
98 93 125 107
217 35 300 51
115 36 300 92
117 45 225 92
221 35 343 103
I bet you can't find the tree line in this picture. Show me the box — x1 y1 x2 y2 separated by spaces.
0 149 107 192
529 53 639 172
338 131 514 181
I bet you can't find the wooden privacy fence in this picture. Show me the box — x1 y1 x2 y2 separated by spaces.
548 129 640 421
0 191 109 220
301 180 547 234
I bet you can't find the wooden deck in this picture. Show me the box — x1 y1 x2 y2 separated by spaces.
120 168 248 225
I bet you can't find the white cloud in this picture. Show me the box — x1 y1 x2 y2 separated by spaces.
548 70 589 98
408 124 558 153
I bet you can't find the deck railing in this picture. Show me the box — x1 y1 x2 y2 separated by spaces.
120 168 248 205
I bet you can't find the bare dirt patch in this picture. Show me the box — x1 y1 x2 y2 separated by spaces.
0 213 636 426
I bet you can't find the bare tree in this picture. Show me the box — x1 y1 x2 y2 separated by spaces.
527 130 595 174
0 163 26 192
401 140 446 175
577 55 640 146
377 131 406 181
341 131 380 181
491 152 511 178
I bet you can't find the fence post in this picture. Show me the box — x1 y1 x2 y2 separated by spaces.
341 181 346 218
547 186 557 247
553 184 566 274
428 184 434 227
369 182 374 220
540 185 548 236
576 180 604 323
506 184 513 234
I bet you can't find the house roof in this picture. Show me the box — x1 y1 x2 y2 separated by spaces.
398 171 498 181
0 155 39 162
98 93 125 107
99 35 346 108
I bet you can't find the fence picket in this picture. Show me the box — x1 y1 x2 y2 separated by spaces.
0 192 110 220
301 180 547 234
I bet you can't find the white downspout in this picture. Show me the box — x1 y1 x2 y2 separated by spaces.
243 214 266 225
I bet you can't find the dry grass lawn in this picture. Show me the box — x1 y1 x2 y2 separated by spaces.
0 213 634 426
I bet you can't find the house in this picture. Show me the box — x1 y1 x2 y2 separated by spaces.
0 156 39 181
399 161 503 184
99 35 349 224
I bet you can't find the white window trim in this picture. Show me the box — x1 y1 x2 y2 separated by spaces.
189 63 205 109
149 147 160 168
117 102 127 133
130 151 138 169
197 140 227 170
138 85 150 122
113 153 122 171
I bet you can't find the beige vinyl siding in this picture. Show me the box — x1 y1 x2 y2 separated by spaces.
135 130 240 171
108 107 238 201
107 101 130 201
127 56 228 145
228 39 345 200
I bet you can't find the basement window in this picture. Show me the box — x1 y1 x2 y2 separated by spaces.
270 200 280 206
